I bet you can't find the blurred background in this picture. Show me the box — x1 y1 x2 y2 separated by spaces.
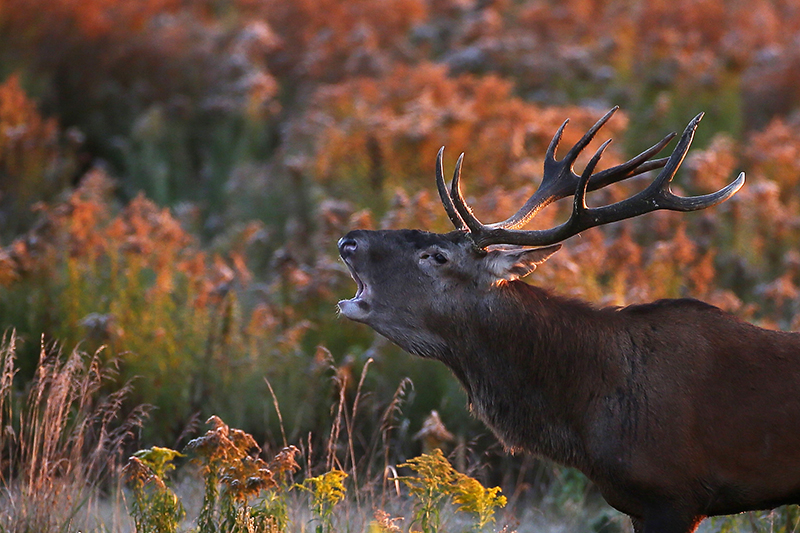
1 0 800 529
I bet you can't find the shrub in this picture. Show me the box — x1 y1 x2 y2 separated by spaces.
0 74 74 237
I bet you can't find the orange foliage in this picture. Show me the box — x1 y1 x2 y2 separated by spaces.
264 0 427 80
3 0 800 451
419 0 800 109
0 74 70 219
1 0 179 40
746 117 800 197
0 74 58 177
300 62 629 202
7 170 243 310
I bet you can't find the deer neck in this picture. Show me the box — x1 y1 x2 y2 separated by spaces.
436 282 609 467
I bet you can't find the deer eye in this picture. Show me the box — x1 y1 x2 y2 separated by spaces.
420 251 448 265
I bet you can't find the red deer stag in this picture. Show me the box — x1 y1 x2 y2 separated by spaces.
338 107 800 533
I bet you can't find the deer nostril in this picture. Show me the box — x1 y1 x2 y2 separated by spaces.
338 237 358 257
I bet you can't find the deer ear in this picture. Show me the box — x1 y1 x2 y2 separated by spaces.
485 244 562 281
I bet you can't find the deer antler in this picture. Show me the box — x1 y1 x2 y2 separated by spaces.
436 107 745 249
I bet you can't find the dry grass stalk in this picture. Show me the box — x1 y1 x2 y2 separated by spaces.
0 331 147 532
345 357 372 512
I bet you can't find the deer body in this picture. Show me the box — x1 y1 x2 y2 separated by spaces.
339 227 800 532
336 109 787 532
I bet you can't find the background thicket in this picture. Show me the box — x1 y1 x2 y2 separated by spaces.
1 0 800 530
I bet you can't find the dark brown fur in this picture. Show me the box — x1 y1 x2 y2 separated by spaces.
337 228 800 533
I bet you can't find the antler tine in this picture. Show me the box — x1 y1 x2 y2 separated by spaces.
648 113 703 191
574 139 614 215
449 152 487 235
436 147 467 231
561 106 619 169
490 107 672 231
587 132 675 190
465 112 744 248
567 113 745 223
642 113 745 211
544 118 570 163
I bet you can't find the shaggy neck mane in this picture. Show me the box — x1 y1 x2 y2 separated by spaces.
433 281 615 467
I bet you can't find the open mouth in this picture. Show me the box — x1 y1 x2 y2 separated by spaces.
347 261 365 299
338 259 370 320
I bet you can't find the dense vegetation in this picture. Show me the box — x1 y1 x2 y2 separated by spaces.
1 0 800 530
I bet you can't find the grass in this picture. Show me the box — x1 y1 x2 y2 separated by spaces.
3 330 800 533
0 330 147 532
0 330 591 533
124 417 508 533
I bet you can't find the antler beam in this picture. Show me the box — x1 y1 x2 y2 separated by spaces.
436 108 745 249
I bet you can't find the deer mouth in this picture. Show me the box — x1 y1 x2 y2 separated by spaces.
347 262 366 298
338 259 371 321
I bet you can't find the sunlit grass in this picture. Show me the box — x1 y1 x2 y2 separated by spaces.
0 331 146 531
